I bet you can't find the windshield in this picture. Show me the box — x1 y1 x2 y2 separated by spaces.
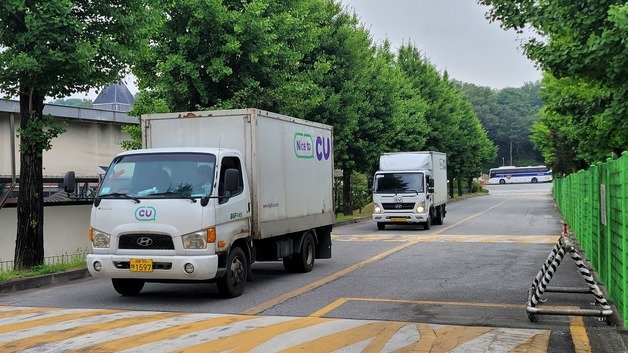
98 153 216 199
374 172 424 194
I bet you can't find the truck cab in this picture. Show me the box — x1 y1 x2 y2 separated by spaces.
372 152 447 230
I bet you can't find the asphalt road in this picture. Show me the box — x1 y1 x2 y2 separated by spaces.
0 182 625 352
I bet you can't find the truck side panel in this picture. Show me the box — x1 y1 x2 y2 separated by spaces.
254 112 334 239
432 152 448 206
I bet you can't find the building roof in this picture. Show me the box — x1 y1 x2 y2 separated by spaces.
93 81 135 106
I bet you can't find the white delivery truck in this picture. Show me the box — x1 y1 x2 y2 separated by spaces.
66 109 334 297
372 151 447 230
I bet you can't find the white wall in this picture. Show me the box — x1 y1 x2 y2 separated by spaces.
0 204 92 263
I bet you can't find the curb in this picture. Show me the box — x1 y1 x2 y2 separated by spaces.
334 217 371 227
0 268 91 295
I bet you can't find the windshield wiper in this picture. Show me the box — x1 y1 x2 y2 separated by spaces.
149 191 197 203
98 192 141 203
394 189 419 195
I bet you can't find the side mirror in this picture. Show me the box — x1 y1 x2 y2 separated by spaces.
224 168 240 192
428 177 435 188
64 171 76 193
428 187 435 193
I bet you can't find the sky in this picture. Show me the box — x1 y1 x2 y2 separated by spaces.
69 0 541 101
337 0 541 89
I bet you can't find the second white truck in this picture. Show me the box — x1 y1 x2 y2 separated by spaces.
66 109 334 297
372 151 447 230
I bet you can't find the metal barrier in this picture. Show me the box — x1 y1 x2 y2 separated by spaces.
526 223 614 324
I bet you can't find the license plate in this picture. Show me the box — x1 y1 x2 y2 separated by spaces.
130 258 153 272
391 217 407 222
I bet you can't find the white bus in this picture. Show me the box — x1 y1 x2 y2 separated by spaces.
488 165 552 184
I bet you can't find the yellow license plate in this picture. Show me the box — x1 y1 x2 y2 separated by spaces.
391 217 407 222
130 258 153 272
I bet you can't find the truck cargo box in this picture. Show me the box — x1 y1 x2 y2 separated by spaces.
142 109 335 239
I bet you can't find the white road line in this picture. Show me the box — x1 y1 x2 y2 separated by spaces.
0 311 154 343
21 313 223 353
0 308 91 326
380 324 421 353
449 328 547 353
331 338 374 353
247 320 370 353
118 315 298 353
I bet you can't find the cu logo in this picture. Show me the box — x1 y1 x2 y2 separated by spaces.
135 206 156 221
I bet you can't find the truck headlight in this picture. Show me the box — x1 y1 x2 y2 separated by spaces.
416 201 425 213
373 204 382 214
91 229 111 248
182 231 207 249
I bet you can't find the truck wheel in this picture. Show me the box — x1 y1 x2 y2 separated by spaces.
112 278 144 296
434 206 444 225
423 216 431 230
217 247 248 298
377 222 386 230
499 179 505 184
531 177 538 183
284 231 315 273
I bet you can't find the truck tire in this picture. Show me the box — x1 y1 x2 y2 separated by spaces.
283 231 315 273
531 177 538 183
423 215 431 230
112 278 144 296
377 222 386 230
434 206 444 225
217 246 248 298
499 179 505 184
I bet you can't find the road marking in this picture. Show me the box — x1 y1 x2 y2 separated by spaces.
244 199 513 315
570 316 592 353
332 234 560 244
311 298 524 318
0 306 551 352
0 308 120 334
241 240 419 315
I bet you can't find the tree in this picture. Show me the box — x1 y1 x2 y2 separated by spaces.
479 0 628 164
50 98 93 108
0 0 149 269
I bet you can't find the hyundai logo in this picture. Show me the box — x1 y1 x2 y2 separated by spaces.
394 204 403 209
137 237 153 247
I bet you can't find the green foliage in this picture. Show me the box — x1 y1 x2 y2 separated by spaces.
0 258 86 282
50 98 93 108
479 0 628 168
350 172 370 212
458 81 543 168
16 115 66 153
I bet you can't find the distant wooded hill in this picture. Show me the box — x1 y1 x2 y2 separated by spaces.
457 81 543 169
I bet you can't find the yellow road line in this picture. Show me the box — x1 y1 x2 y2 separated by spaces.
0 312 181 353
570 316 592 353
243 199 512 316
311 297 523 317
242 241 418 315
0 307 60 319
333 234 560 244
176 316 332 353
0 309 120 334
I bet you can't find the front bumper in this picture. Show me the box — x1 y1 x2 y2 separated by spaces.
87 254 219 280
372 212 428 224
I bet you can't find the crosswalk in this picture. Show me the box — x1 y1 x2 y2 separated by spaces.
0 306 550 352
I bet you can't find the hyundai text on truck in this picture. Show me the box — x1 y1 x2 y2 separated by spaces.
66 109 334 297
372 151 447 230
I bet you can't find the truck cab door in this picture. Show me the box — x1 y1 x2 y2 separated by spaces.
215 156 251 248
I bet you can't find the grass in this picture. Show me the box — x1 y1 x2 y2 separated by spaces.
0 259 86 283
336 202 374 223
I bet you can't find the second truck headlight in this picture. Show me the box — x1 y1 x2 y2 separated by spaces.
416 201 425 213
373 204 382 214
182 231 208 249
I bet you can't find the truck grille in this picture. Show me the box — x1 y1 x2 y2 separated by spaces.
382 203 415 210
118 234 175 250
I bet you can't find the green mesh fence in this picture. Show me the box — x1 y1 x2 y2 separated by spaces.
554 151 628 327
